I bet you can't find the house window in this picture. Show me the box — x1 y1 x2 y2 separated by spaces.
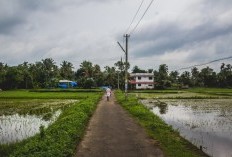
149 77 152 80
138 84 141 86
148 84 153 86
138 76 141 80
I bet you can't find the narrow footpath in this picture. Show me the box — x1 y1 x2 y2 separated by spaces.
75 92 164 157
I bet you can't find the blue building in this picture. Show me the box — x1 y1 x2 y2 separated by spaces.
58 80 77 89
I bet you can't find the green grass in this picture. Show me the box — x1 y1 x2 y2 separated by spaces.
185 87 232 93
129 89 184 94
29 88 102 93
0 90 96 99
0 99 78 116
0 90 102 157
129 88 232 99
184 88 232 96
115 90 208 157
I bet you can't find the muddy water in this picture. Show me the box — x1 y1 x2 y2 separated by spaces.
141 99 232 157
0 110 61 144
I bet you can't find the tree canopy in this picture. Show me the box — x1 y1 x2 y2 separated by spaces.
0 59 231 90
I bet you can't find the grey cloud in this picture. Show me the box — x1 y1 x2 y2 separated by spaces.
0 0 120 35
131 11 232 58
0 17 24 34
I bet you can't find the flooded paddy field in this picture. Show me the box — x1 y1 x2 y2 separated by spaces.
0 99 78 144
141 99 232 157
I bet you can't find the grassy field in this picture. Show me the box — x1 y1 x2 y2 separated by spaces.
130 88 232 99
115 90 208 157
0 89 102 99
0 90 102 157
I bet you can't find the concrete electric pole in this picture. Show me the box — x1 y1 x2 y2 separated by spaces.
117 34 130 99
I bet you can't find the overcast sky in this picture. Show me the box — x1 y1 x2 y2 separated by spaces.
0 0 232 72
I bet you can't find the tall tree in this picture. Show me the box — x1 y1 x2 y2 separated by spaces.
154 64 170 88
80 61 93 78
191 67 201 86
5 66 24 89
179 71 191 86
218 63 232 87
169 71 179 84
103 66 117 88
60 61 74 80
18 62 33 89
131 65 146 73
93 64 103 87
0 63 8 89
199 67 217 87
76 61 96 88
41 58 58 88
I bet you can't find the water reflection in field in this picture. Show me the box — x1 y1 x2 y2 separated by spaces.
0 99 78 144
141 99 232 157
0 110 61 144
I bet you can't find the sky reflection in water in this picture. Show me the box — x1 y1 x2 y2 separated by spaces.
0 110 61 144
142 99 232 157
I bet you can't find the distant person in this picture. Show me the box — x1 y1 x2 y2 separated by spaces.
106 87 111 101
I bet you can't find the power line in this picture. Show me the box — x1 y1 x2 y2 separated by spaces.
175 56 232 71
125 0 145 34
130 0 155 35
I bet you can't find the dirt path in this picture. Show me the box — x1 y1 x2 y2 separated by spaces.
75 92 164 157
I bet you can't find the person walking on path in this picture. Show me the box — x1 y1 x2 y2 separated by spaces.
75 91 164 157
106 87 111 101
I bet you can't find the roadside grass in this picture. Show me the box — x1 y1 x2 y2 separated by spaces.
115 90 208 157
0 90 102 157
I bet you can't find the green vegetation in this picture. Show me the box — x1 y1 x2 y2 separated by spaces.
0 99 78 116
184 87 232 96
0 58 126 90
1 58 232 91
115 90 208 157
152 63 232 89
29 88 102 92
0 90 94 99
131 88 232 99
0 90 102 157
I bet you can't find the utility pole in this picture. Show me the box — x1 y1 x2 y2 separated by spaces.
117 34 130 100
124 34 130 99
117 71 119 90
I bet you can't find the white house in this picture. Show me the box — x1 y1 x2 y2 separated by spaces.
130 73 154 89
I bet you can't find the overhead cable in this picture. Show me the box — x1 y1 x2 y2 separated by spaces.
125 0 145 34
129 0 155 35
175 56 232 71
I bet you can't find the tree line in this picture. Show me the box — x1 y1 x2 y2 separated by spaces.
0 58 127 90
150 64 232 89
0 58 231 90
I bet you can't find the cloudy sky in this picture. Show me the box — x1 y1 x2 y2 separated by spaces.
0 0 232 72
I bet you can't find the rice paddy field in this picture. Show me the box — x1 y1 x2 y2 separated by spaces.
133 88 232 157
0 89 102 156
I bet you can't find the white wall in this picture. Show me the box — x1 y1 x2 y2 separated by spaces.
136 84 153 89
